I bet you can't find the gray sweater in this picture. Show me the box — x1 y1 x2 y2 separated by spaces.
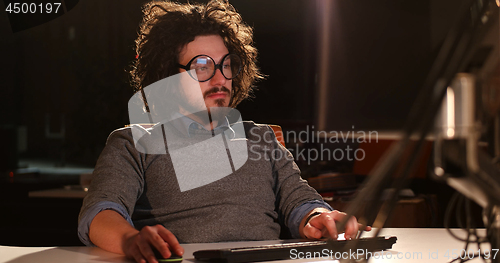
78 121 326 243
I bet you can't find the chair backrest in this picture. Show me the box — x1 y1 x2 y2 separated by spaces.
269 125 285 147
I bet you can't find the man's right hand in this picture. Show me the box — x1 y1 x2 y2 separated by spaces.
123 225 184 263
89 210 184 263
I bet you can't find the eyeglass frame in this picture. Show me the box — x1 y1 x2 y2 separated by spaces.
177 53 242 82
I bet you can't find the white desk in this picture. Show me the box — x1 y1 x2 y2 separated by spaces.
0 228 492 263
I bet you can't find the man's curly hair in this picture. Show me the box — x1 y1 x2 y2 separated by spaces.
130 0 263 108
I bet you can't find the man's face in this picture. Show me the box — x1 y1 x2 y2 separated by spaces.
178 35 232 115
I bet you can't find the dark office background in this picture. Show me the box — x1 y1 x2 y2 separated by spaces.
0 0 468 168
1 0 494 247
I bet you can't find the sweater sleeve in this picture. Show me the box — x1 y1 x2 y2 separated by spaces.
263 125 327 234
78 127 147 245
78 201 134 246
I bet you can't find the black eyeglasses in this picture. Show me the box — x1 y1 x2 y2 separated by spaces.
177 54 242 82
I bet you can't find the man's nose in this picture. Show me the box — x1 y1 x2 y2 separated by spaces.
209 68 227 86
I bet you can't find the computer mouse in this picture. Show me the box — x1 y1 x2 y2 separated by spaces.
152 248 183 262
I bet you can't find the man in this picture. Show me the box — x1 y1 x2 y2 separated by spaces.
78 1 368 263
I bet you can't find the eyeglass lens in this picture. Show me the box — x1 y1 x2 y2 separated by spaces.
189 54 241 82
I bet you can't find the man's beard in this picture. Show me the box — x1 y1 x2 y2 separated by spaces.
204 86 232 121
176 85 232 125
203 86 232 106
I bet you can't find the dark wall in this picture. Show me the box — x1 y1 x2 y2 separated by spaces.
231 0 317 125
316 0 473 132
316 0 432 132
1 0 142 166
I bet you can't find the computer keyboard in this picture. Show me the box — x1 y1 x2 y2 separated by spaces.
194 236 397 263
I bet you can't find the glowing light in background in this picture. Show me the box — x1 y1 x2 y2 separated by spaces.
446 87 455 138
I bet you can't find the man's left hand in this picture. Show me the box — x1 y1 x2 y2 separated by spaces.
301 210 371 240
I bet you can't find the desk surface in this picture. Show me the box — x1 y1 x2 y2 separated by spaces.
0 228 491 263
